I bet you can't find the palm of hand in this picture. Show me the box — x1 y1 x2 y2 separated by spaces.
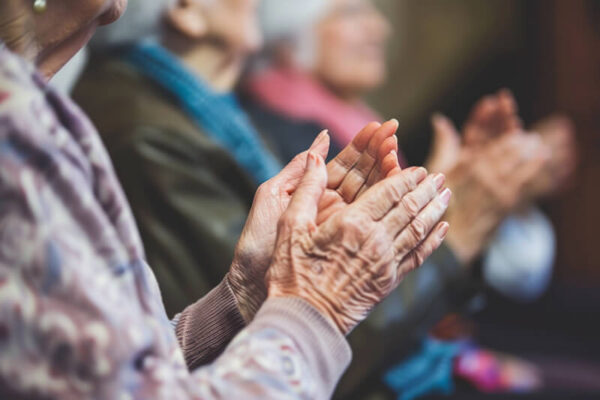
230 121 401 320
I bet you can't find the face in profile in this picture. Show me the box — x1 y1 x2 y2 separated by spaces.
206 0 263 55
313 0 390 98
29 0 127 77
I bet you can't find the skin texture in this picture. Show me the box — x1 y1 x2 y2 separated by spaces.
268 157 450 334
0 0 127 78
311 0 390 101
426 91 553 264
229 120 402 321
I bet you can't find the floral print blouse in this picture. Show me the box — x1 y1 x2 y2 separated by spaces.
0 44 350 400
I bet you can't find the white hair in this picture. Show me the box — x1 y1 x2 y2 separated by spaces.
258 0 331 67
91 0 175 49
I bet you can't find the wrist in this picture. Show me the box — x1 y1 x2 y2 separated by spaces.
227 260 267 323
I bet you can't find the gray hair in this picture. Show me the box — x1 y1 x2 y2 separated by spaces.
258 0 330 67
91 0 175 49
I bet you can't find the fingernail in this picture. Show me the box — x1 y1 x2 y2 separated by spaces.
438 222 450 240
390 149 398 158
389 118 399 127
440 188 452 205
434 173 445 189
310 130 329 148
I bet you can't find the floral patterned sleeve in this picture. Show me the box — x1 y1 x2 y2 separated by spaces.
0 45 350 400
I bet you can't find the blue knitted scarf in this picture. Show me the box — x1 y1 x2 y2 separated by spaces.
121 41 281 184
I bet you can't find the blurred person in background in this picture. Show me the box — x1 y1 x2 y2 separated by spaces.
241 0 577 398
72 0 281 317
0 0 453 398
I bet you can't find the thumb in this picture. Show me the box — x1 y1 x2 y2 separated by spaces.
426 114 461 173
273 130 330 188
283 151 328 227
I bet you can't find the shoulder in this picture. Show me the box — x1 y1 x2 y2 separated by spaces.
239 90 330 163
73 56 223 153
0 47 46 121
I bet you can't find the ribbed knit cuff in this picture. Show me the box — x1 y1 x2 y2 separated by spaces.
175 278 246 370
251 297 352 399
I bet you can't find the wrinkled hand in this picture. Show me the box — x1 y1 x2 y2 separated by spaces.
229 121 402 321
442 133 549 264
527 115 578 199
268 158 451 335
426 89 521 173
462 89 522 147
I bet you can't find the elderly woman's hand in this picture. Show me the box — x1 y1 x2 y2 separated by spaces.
229 121 402 321
268 157 450 334
442 132 549 264
526 115 578 199
426 89 522 173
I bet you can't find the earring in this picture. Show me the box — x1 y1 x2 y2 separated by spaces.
33 0 47 13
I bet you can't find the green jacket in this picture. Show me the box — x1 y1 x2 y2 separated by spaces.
73 57 257 317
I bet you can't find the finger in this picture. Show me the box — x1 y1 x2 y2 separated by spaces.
282 152 328 228
353 167 428 221
464 95 499 146
427 114 461 173
273 130 331 194
393 188 451 259
394 222 450 282
383 150 402 177
327 121 381 189
336 119 399 202
497 88 521 131
381 174 447 237
309 129 331 160
356 134 399 198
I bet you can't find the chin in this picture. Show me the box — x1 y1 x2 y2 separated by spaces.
354 71 386 92
98 0 127 26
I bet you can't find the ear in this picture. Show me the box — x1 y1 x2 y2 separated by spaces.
165 0 208 39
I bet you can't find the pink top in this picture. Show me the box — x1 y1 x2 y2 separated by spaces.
246 67 407 166
246 67 382 147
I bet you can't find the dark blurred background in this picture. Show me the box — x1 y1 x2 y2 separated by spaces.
368 0 600 397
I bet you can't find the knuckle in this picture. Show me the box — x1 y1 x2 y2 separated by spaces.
393 236 411 258
341 213 365 234
255 182 269 197
278 213 296 231
409 216 428 241
398 174 414 194
382 182 402 203
400 194 421 217
292 152 306 165
411 248 426 268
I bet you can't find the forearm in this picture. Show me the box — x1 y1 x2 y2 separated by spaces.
189 297 352 399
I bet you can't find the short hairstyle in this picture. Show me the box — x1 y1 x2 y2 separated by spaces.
258 0 330 67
